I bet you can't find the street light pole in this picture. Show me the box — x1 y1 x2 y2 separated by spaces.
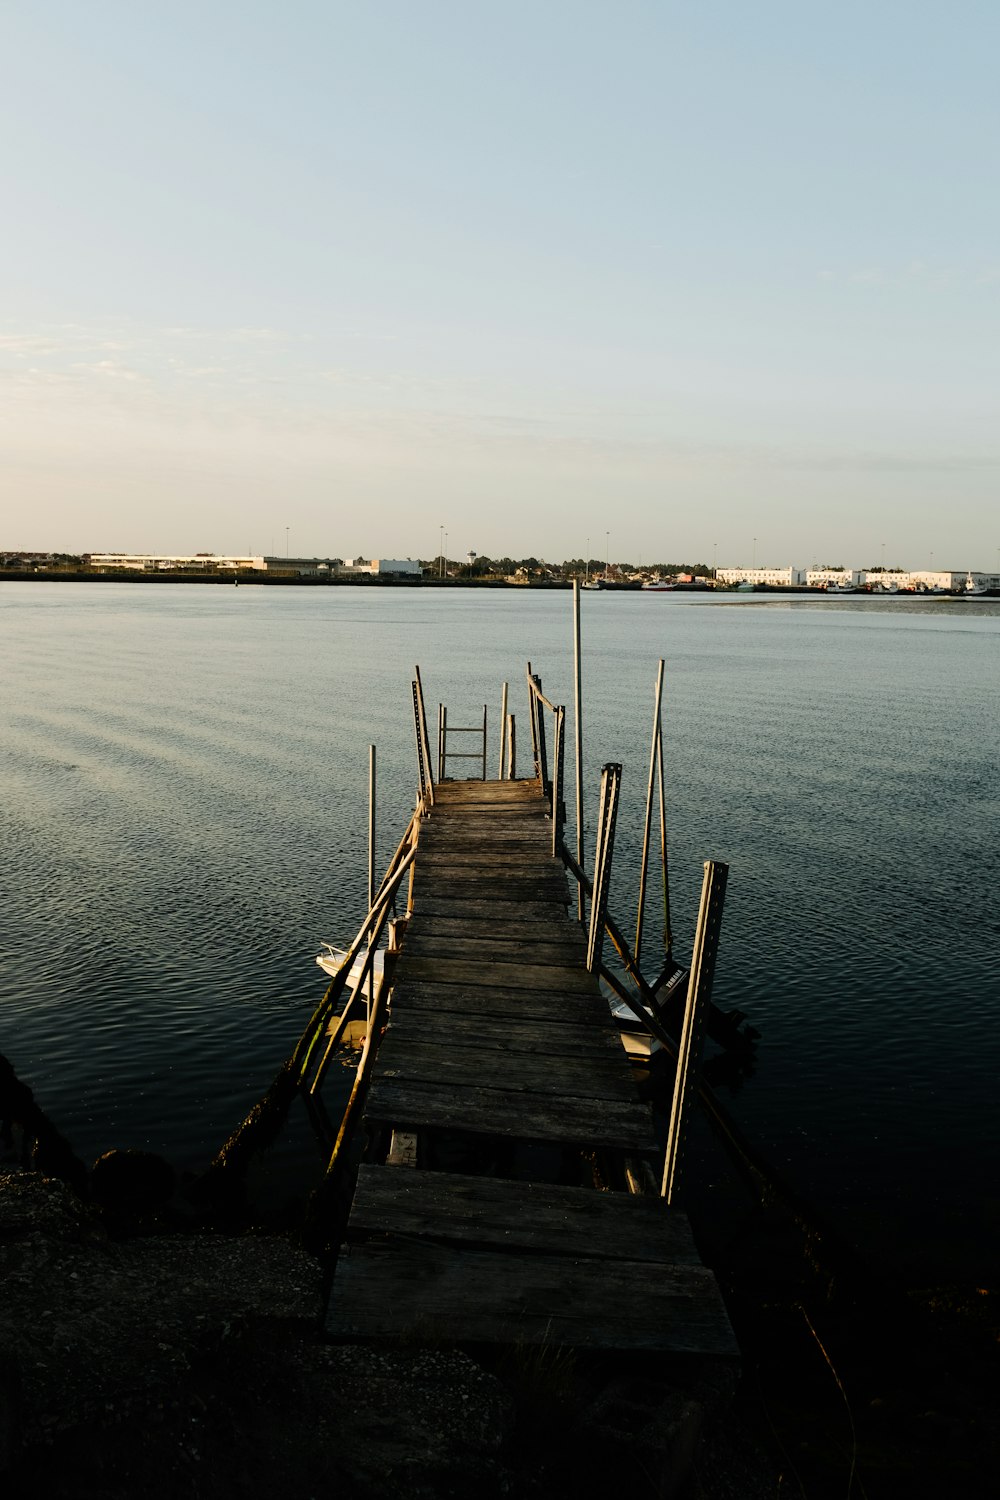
285 526 289 558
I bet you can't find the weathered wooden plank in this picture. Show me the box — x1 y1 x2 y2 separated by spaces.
415 867 566 888
410 899 579 927
403 915 582 943
395 955 594 993
383 1010 626 1058
327 1241 738 1356
349 1166 702 1265
423 827 549 842
416 850 562 869
375 1036 639 1102
413 878 571 904
402 934 587 967
365 1076 655 1148
433 781 541 800
389 978 611 1025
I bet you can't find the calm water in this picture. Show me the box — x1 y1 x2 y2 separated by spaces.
2 583 998 1278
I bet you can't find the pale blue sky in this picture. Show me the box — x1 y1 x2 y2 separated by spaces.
2 1 997 567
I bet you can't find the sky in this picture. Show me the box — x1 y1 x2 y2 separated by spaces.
1 0 998 568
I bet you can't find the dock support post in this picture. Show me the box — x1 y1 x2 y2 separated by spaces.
573 580 585 924
412 666 434 807
482 704 488 780
507 714 516 779
661 860 729 1204
551 705 566 857
658 693 673 959
526 660 539 776
587 763 622 973
368 744 377 1023
635 659 665 963
498 682 509 777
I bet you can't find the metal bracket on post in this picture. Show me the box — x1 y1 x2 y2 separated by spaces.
586 763 622 972
661 860 729 1204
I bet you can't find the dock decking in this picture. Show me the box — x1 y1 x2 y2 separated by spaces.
326 778 737 1359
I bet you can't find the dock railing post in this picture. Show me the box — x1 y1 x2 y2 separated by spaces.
572 580 585 925
658 710 673 959
635 659 665 964
507 713 516 779
481 704 487 780
412 665 434 807
368 744 376 1023
527 669 550 796
526 660 539 775
587 763 622 973
498 682 509 777
551 705 566 857
661 860 729 1204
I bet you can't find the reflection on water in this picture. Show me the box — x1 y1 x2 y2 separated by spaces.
2 583 998 1277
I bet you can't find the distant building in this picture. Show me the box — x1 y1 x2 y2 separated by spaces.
263 556 341 575
716 566 806 587
806 569 863 589
342 558 421 576
87 553 266 572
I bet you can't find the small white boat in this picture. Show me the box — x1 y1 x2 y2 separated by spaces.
960 573 987 597
316 943 386 985
641 578 677 592
607 968 688 1062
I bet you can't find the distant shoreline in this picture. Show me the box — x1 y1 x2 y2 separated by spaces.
3 573 994 598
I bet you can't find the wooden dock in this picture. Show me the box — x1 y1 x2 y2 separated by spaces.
326 778 737 1360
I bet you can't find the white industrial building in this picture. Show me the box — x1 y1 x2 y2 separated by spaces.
805 569 864 588
87 553 266 571
716 566 806 587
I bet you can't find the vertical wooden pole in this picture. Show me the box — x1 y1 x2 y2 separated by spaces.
573 580 585 924
551 706 565 857
437 703 444 781
532 673 549 795
367 744 376 1023
498 682 509 777
481 704 487 780
413 665 434 806
525 662 539 777
657 717 673 959
411 678 429 806
367 745 376 913
507 713 516 779
587 763 622 972
661 860 729 1203
635 659 665 963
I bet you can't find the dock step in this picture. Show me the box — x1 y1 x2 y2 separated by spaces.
327 1166 738 1358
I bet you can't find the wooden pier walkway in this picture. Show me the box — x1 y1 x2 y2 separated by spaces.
327 778 737 1359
